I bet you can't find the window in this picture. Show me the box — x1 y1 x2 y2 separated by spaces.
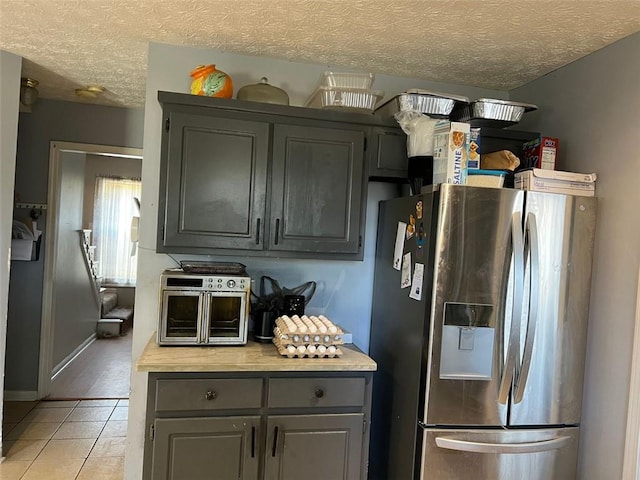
93 176 141 285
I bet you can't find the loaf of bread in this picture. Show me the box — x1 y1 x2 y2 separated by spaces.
481 150 520 171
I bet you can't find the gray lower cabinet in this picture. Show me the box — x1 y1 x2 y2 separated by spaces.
143 372 372 480
152 416 260 480
264 414 364 480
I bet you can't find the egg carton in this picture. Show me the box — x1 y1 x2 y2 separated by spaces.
273 336 343 358
274 315 344 345
272 333 341 351
273 326 344 347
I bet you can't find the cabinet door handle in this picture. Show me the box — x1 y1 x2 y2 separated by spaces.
274 218 280 245
251 426 256 458
315 388 325 399
271 426 279 457
204 390 217 401
256 218 261 245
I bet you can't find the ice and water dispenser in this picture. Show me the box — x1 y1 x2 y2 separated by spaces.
440 302 495 380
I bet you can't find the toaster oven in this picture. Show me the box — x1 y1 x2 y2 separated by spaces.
158 269 250 345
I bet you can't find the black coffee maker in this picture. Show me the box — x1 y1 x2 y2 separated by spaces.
251 276 316 343
253 310 278 343
253 294 306 342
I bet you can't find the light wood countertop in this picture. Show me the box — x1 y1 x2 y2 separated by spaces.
136 335 377 373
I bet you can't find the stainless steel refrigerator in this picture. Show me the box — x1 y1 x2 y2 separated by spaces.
368 184 597 480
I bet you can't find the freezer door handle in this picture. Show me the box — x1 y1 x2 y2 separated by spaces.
498 212 525 404
435 435 572 454
515 212 540 403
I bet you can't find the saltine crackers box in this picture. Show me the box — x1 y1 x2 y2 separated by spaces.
433 121 470 184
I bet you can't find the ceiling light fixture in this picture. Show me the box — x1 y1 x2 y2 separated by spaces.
20 77 39 106
75 85 106 98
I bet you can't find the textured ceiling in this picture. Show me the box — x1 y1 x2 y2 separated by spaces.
1 0 639 108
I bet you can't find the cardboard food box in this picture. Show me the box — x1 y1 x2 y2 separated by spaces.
523 136 559 170
468 127 481 169
433 121 470 184
514 168 596 197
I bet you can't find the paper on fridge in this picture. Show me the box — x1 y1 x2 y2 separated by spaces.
409 263 424 301
401 252 412 288
393 221 407 270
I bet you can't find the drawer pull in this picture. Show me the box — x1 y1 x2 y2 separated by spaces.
204 390 217 401
314 388 325 399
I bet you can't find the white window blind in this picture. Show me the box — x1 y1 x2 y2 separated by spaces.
93 176 141 285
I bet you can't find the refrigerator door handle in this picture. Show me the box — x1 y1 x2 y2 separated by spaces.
498 212 525 404
435 435 571 454
514 212 540 403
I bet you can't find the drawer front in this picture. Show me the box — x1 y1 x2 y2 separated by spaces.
268 377 366 409
155 378 262 412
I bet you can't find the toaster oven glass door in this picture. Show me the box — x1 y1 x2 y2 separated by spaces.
160 291 203 344
203 292 248 344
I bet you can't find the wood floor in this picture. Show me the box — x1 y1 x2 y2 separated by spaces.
48 333 132 400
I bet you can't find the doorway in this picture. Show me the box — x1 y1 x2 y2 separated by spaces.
38 142 143 400
622 267 640 478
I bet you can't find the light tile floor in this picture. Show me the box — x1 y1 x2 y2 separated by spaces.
1 399 128 480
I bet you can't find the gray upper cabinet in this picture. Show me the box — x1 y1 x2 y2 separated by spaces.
160 110 269 251
368 126 408 180
270 124 364 255
157 92 385 260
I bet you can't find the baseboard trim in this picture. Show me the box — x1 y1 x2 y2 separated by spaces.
51 333 97 380
4 390 39 401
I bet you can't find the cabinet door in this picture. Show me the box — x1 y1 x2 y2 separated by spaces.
264 413 364 480
368 126 408 179
159 111 269 251
151 416 259 480
270 124 365 255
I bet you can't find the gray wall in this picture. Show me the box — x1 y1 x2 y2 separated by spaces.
0 50 22 443
6 99 144 393
125 41 509 479
510 32 640 480
51 151 100 370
